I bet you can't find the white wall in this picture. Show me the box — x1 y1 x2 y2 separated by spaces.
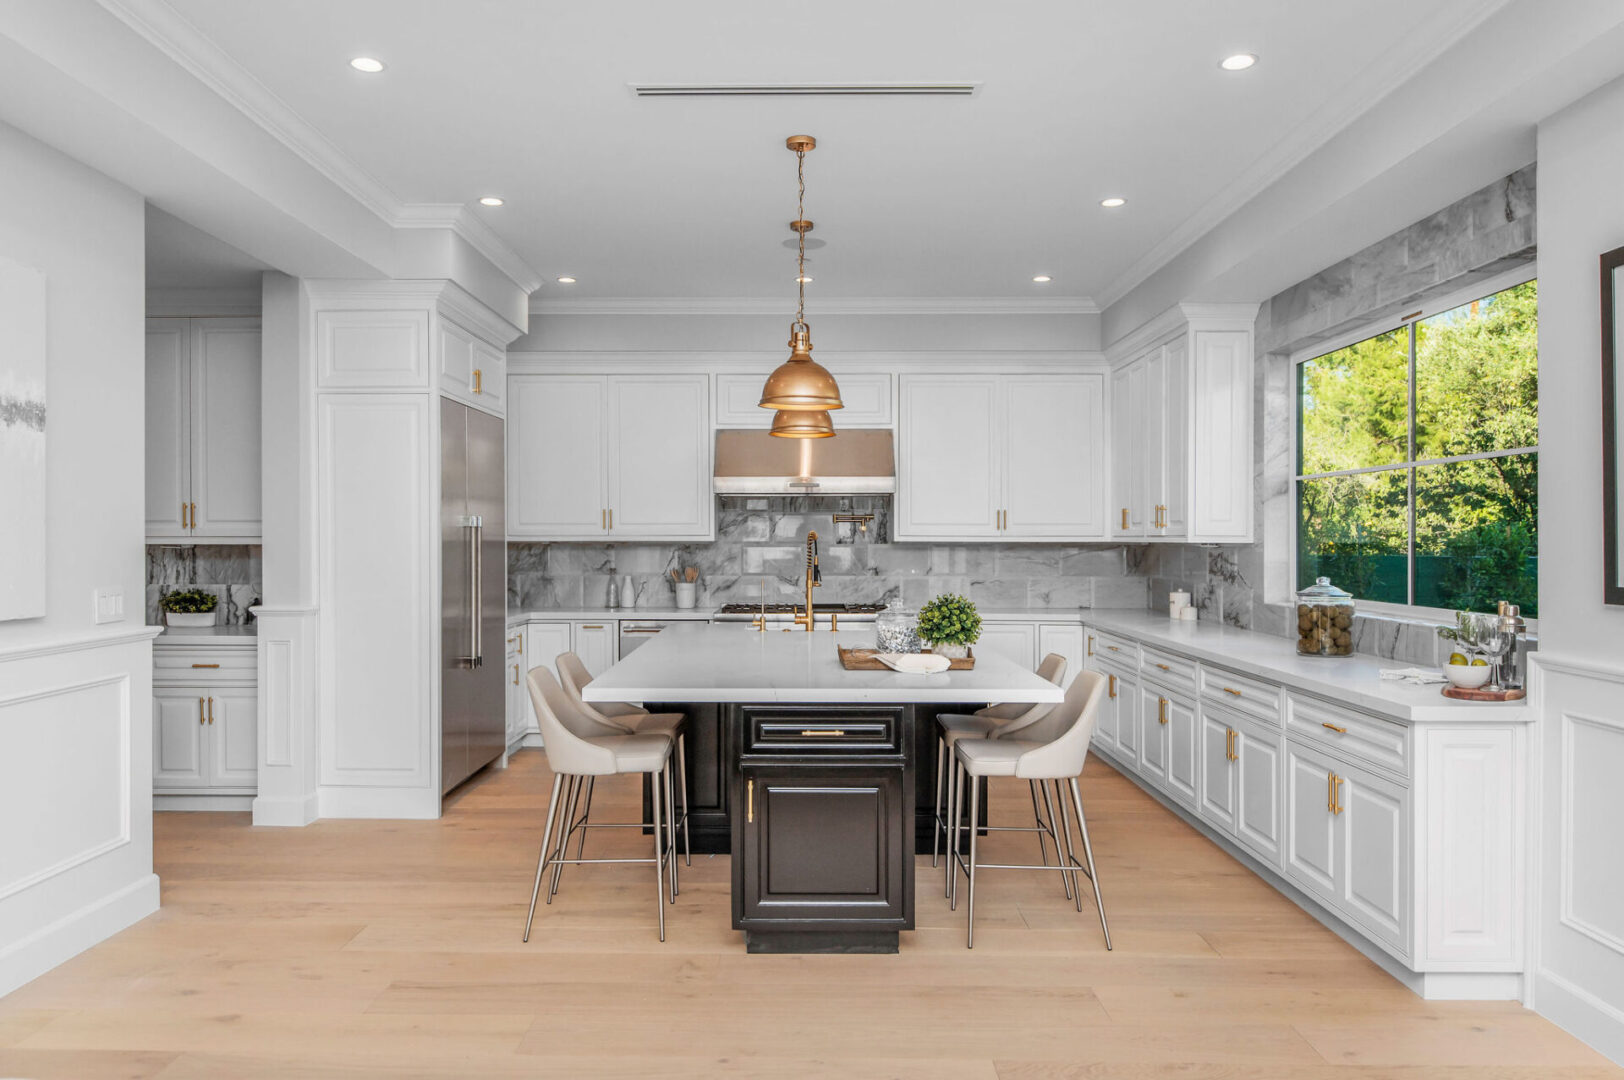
0 119 158 996
1531 72 1624 1064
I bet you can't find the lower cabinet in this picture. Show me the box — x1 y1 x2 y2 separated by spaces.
505 630 527 746
153 681 258 795
975 622 1037 669
572 621 615 677
1198 703 1283 867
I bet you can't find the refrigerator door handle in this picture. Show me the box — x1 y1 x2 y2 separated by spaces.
473 515 483 667
462 514 483 667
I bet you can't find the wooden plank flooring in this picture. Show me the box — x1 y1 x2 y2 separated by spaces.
0 751 1616 1079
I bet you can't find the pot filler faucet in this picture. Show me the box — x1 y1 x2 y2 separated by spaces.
793 530 831 632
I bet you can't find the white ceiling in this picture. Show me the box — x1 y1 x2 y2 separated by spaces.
152 0 1503 303
145 204 269 291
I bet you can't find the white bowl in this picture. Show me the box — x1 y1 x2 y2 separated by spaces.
1443 663 1491 690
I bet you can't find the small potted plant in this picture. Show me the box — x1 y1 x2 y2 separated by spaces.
916 593 981 660
161 587 219 628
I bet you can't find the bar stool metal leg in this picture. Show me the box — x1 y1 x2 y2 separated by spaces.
676 734 692 867
572 777 595 861
548 774 582 902
523 772 565 941
1054 778 1083 912
1071 776 1111 950
932 735 946 868
949 756 966 911
1036 779 1074 901
966 773 981 948
664 761 678 902
651 764 666 942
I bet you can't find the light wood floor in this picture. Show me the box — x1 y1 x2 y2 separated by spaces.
0 751 1616 1079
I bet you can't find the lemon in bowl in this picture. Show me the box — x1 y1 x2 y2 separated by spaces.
1443 659 1492 690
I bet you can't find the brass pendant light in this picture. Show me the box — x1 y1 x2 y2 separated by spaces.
762 134 843 433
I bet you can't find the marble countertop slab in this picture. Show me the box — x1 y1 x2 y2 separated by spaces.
154 624 258 646
508 608 717 626
1082 610 1532 724
582 623 1065 705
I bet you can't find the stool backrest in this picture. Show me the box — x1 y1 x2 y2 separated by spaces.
526 666 618 775
555 651 624 730
1014 669 1106 779
991 653 1069 740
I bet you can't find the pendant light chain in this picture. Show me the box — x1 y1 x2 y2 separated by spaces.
795 147 808 330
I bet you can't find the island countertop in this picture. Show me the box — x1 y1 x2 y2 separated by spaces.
581 622 1065 704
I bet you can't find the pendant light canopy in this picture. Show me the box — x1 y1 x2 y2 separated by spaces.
762 134 843 434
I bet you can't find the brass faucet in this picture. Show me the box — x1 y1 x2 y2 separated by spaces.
793 531 821 632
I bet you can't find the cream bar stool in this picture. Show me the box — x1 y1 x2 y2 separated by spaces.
949 668 1110 949
557 652 691 871
933 654 1068 879
522 666 680 942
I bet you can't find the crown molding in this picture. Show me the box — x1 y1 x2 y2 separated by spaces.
96 0 543 296
1104 301 1262 364
302 279 524 343
507 349 1106 375
146 287 262 317
528 296 1099 317
1093 0 1515 313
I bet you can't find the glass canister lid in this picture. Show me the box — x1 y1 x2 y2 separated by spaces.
1297 576 1352 603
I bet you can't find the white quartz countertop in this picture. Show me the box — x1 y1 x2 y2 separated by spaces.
582 622 1065 705
509 608 715 626
1083 610 1532 724
154 624 258 645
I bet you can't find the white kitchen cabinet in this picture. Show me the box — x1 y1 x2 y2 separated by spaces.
1107 305 1255 543
208 687 261 789
974 622 1037 670
1037 623 1085 688
505 630 527 746
896 372 1106 542
1198 708 1239 833
714 371 893 428
153 681 258 795
1285 738 1341 903
572 621 617 677
1138 678 1196 805
153 687 209 788
525 621 575 677
507 373 712 541
439 317 504 413
1233 717 1284 867
146 318 262 542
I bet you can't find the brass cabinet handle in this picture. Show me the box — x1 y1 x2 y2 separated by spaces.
1226 728 1238 761
517 636 522 654
1328 771 1335 813
199 696 206 725
513 663 520 686
1222 686 1243 697
473 368 482 394
1086 635 1094 657
181 502 188 529
1322 722 1348 734
1121 507 1129 530
190 502 197 530
799 729 846 737
1158 697 1168 724
608 508 613 530
747 778 754 823
1332 774 1345 815
208 697 215 725
1108 674 1117 699
191 663 219 669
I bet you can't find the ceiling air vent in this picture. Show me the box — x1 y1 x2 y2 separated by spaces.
631 82 980 97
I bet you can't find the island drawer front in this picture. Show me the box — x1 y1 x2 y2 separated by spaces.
741 706 903 755
1285 692 1409 779
153 649 257 677
1140 645 1197 690
1090 630 1140 666
1198 665 1283 726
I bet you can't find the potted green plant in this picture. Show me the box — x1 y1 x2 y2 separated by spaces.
161 587 219 628
916 593 981 660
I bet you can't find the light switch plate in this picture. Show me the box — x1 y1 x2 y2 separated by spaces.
93 589 124 624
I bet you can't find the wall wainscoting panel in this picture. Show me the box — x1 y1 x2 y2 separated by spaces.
1560 709 1624 958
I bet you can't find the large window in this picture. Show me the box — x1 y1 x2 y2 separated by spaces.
1296 277 1538 617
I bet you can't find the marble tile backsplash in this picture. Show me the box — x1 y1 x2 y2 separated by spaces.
147 545 262 626
508 497 1150 614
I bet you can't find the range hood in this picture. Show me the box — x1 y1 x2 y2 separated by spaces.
713 429 895 495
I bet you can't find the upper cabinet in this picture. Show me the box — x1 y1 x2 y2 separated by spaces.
145 318 262 543
508 373 713 541
439 317 505 412
895 372 1106 542
1109 305 1256 544
714 371 894 428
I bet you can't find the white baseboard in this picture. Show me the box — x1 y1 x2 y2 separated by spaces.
154 794 254 812
0 873 159 999
507 732 543 753
1537 969 1624 1066
317 785 441 820
251 792 319 827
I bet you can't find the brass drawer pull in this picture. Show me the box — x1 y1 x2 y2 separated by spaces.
1222 686 1243 697
1154 662 1171 672
800 729 846 737
473 368 483 394
1106 644 1120 653
1121 507 1129 530
191 663 220 669
1322 722 1348 734
580 625 605 630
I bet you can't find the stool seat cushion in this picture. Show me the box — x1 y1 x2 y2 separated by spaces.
936 713 1000 746
581 733 672 774
621 712 687 739
594 701 649 721
955 739 1044 777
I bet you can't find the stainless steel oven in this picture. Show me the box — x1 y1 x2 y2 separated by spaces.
618 619 675 657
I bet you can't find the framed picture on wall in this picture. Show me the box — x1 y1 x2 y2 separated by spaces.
1603 244 1624 606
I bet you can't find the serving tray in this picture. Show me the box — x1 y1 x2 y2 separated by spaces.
1441 685 1526 702
837 646 975 671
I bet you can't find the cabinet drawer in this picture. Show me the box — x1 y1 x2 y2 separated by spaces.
1286 693 1409 779
1198 664 1283 727
742 707 902 755
1141 645 1197 690
1088 630 1139 667
154 648 256 678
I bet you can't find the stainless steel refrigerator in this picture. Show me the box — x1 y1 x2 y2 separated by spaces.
441 398 506 795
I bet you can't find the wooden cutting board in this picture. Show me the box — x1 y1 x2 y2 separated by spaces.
837 646 976 671
1441 685 1526 702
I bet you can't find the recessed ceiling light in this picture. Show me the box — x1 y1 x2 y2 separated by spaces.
1100 197 1126 208
478 196 504 207
1220 53 1257 71
349 56 385 73
1032 275 1052 283
556 276 577 284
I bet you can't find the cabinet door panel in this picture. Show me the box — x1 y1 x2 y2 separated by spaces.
153 688 207 789
1284 741 1339 902
1235 719 1284 867
1140 352 1164 538
190 320 262 537
1037 624 1084 690
145 322 191 539
1003 376 1104 538
897 376 1000 538
508 376 607 538
1190 329 1252 541
572 621 616 677
1341 763 1409 951
1164 691 1198 805
1160 336 1188 538
1198 711 1237 833
1138 685 1169 786
1114 672 1141 760
438 319 476 399
1109 364 1141 538
609 375 712 538
975 623 1036 671
473 340 504 409
209 687 259 789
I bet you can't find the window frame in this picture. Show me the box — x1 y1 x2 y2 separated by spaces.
1290 263 1539 626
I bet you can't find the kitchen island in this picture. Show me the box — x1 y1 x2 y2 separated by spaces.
582 623 1063 952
